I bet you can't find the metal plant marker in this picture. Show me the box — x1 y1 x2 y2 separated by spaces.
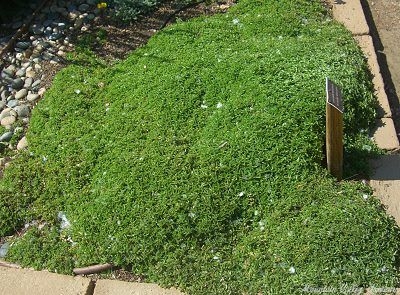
326 78 344 181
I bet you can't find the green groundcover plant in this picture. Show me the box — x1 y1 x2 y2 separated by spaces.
1 0 399 294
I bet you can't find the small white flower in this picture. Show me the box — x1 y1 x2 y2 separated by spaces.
216 102 223 108
363 194 368 200
289 266 296 274
188 212 195 218
58 212 71 230
74 89 81 94
238 191 245 197
213 256 220 261
254 210 259 216
362 145 372 152
278 35 283 40
42 156 47 162
200 104 208 109
232 18 240 25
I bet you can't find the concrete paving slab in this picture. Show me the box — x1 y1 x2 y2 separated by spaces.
354 35 392 118
93 280 183 295
0 266 93 295
331 0 370 35
372 118 399 150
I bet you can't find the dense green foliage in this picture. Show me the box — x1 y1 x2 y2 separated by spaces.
1 0 399 293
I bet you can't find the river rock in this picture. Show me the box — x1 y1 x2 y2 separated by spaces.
12 78 24 90
15 89 28 100
31 80 41 88
15 105 30 118
0 115 16 127
26 69 36 78
49 32 62 41
15 68 26 77
2 68 14 78
24 77 33 88
78 3 90 12
0 108 11 120
74 17 84 29
0 131 13 142
31 24 45 35
15 41 30 50
6 100 18 108
27 93 40 102
17 136 28 150
1 90 10 100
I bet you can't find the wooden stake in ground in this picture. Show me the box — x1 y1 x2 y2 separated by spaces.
326 78 344 181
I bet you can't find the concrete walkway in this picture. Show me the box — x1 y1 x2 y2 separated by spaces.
0 265 183 295
1 1 400 294
332 0 400 225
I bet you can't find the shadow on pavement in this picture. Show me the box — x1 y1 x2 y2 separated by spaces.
370 154 400 181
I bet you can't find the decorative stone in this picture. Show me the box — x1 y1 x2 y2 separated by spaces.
0 116 16 126
78 3 90 12
24 78 33 88
44 26 53 35
27 93 40 102
6 100 18 108
2 68 14 78
38 88 46 97
31 80 41 88
16 53 24 60
1 90 10 100
0 108 11 120
0 131 13 142
86 14 95 21
26 69 36 78
42 51 53 60
49 32 62 41
31 24 44 35
15 105 30 118
17 136 28 150
2 76 13 85
58 22 66 29
11 78 24 89
15 41 30 50
15 68 26 77
15 89 28 100
24 49 33 59
9 109 17 117
75 17 84 29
